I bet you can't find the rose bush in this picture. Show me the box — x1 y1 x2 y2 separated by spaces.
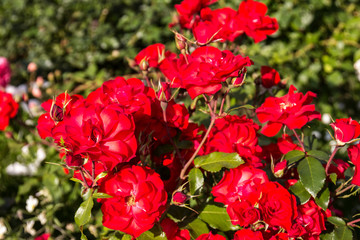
1 0 360 239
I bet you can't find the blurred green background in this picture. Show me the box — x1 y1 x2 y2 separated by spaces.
0 0 360 239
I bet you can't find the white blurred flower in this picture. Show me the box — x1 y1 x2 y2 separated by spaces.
38 211 47 225
26 195 39 213
0 220 7 239
24 220 36 236
354 59 360 81
322 113 332 125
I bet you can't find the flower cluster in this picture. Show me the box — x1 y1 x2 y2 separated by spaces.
173 0 278 44
0 90 18 130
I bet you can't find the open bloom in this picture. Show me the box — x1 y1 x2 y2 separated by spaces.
256 85 321 137
0 57 11 87
99 165 167 238
0 91 18 130
330 118 360 145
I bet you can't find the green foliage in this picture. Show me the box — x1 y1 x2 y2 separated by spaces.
194 152 244 172
298 157 326 198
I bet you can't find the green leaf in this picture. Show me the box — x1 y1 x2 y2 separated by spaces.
186 219 209 240
327 216 346 226
320 232 335 240
315 187 330 211
289 181 311 204
227 104 255 113
95 171 108 182
81 232 88 240
137 231 167 240
194 152 244 173
70 178 83 184
189 168 204 195
92 192 113 199
329 173 338 185
74 196 94 227
298 157 326 198
334 226 353 240
121 234 133 240
286 150 306 164
307 150 329 161
199 204 239 232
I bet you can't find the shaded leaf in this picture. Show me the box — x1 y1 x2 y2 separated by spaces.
286 150 306 164
93 192 112 199
315 187 330 210
194 152 244 173
334 225 353 240
199 204 239 232
329 173 338 185
186 218 209 240
289 181 311 204
328 216 346 226
308 150 329 161
137 231 167 240
298 157 326 198
74 196 93 227
189 168 204 195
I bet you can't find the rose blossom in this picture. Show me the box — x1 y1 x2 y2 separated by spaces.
159 46 252 99
347 143 360 186
330 117 360 145
256 85 321 137
0 91 18 130
161 218 190 240
227 200 260 227
206 114 262 166
260 66 281 88
233 229 264 240
211 164 269 205
99 165 167 238
259 182 298 231
196 232 226 240
0 57 11 87
237 0 279 43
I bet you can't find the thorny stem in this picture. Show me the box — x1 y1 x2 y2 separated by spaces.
180 115 216 180
292 129 306 152
325 146 339 176
219 89 230 115
79 169 90 189
347 218 360 227
92 160 95 180
336 184 355 196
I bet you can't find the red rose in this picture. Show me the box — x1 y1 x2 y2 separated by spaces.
34 233 50 240
0 91 18 130
294 199 327 239
0 57 11 87
86 77 152 116
330 118 360 145
211 164 269 205
134 43 167 69
260 66 281 88
233 229 264 240
54 104 137 170
269 233 288 240
159 46 252 99
347 144 360 186
99 165 167 238
206 114 262 166
227 200 260 227
173 192 188 205
326 158 349 180
259 182 298 231
37 92 84 139
237 0 278 43
161 218 190 240
256 85 321 137
196 232 226 240
193 7 241 44
175 0 217 29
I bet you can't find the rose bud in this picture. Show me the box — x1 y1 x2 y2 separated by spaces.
172 191 188 205
139 58 149 71
50 102 64 122
157 82 172 103
273 160 287 178
175 33 187 51
260 66 281 89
